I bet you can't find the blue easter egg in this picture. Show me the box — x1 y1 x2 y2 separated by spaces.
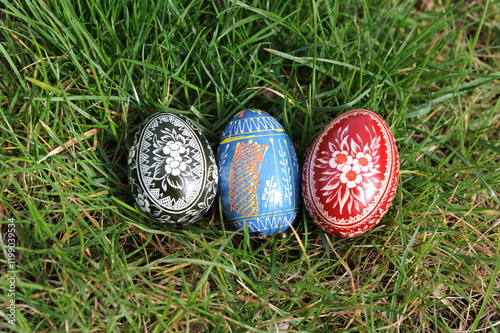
217 109 301 236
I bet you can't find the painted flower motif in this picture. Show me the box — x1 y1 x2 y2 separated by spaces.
163 141 186 159
339 164 362 188
317 124 383 215
354 152 373 172
162 141 188 176
154 213 175 224
262 177 282 208
151 129 195 191
165 156 187 176
210 163 218 181
136 193 151 213
128 143 137 165
329 150 352 170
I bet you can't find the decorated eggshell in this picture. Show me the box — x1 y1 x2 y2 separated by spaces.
302 109 399 237
217 109 301 236
127 112 218 226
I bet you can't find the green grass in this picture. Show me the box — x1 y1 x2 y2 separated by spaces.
1 0 499 332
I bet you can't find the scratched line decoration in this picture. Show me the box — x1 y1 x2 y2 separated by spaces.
302 109 399 237
217 109 301 236
128 112 218 227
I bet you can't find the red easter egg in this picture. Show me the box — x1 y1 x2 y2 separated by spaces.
302 109 399 237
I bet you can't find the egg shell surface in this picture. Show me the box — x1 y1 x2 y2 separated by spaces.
217 109 301 236
302 109 399 237
128 112 218 226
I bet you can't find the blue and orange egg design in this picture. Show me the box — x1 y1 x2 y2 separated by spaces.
217 109 301 236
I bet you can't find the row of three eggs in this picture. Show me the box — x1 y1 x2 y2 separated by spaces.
127 108 399 238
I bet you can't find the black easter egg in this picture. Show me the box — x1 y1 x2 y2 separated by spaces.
127 112 218 226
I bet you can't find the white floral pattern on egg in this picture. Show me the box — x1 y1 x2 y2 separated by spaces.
302 109 399 237
128 112 218 226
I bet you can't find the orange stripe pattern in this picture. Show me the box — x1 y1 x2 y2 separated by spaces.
228 140 268 217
